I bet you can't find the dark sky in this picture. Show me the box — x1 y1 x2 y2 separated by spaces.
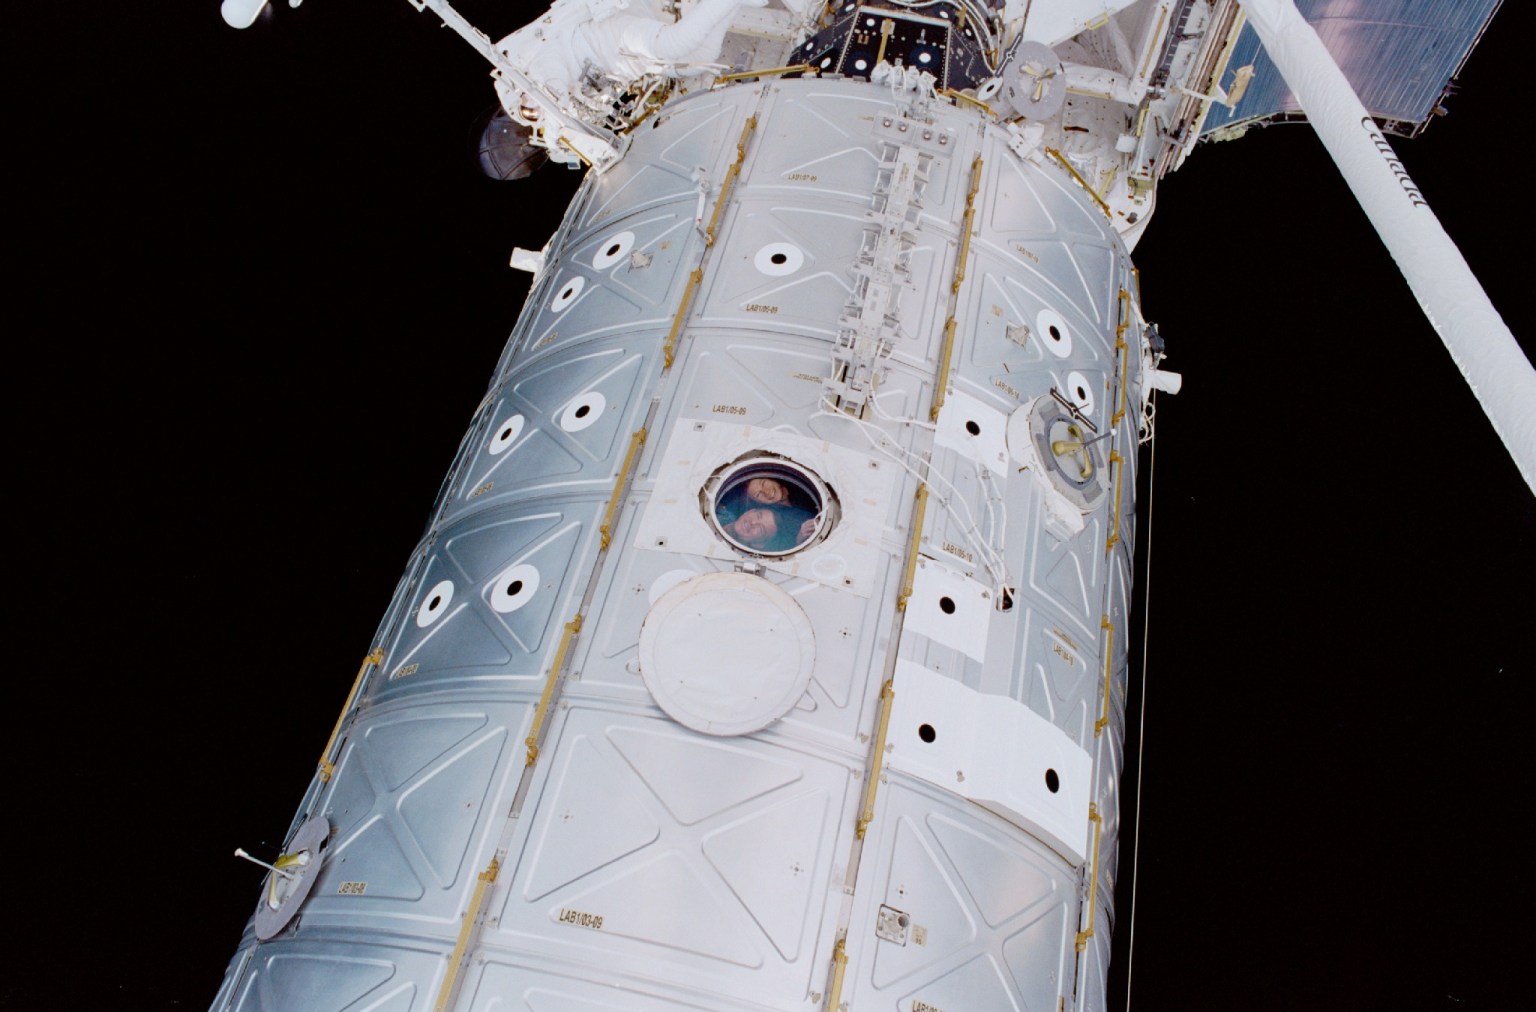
12 2 1530 1009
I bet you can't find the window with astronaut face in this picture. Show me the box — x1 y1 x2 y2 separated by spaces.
705 455 837 557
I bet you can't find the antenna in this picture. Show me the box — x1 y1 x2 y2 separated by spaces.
232 847 297 880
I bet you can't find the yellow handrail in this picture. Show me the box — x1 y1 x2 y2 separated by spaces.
318 648 384 782
599 428 648 550
1044 147 1113 219
525 615 583 766
433 856 501 1012
856 681 896 839
930 156 983 421
1074 805 1104 952
705 116 758 247
713 64 814 84
826 936 849 1011
930 316 958 422
663 268 704 370
1094 615 1114 736
940 88 995 116
897 484 930 611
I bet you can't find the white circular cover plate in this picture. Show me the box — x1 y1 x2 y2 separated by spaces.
639 572 816 736
592 230 635 270
488 413 524 456
417 579 455 627
1037 308 1072 358
754 243 804 276
559 391 606 432
1065 370 1095 416
490 563 539 613
550 275 584 312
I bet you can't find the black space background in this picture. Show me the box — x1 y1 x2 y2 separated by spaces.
7 2 1532 1009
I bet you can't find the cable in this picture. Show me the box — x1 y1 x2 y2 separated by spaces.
1121 388 1157 1010
813 393 1010 590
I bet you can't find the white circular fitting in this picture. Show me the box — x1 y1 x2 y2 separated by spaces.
1066 370 1095 416
1037 308 1073 358
639 572 817 736
416 579 455 627
754 243 804 277
591 231 635 270
490 563 540 614
487 413 525 456
550 276 584 312
559 391 606 432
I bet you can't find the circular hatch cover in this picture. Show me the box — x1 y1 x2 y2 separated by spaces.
639 572 817 736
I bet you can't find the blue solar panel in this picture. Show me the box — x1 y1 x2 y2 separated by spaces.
1199 0 1502 138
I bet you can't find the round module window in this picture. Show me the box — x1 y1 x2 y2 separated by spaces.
704 455 837 557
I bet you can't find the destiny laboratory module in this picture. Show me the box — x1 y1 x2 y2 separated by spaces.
212 1 1513 1008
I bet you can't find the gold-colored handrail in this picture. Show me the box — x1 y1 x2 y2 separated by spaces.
705 116 758 247
1094 615 1114 736
713 63 814 84
940 88 995 116
663 268 704 370
1104 289 1132 552
856 680 896 840
929 156 983 421
663 114 758 370
930 316 958 422
826 936 849 1011
433 856 501 1012
317 648 384 782
952 155 984 294
525 615 583 766
1104 449 1125 552
1112 289 1132 427
599 428 648 550
1074 805 1104 952
897 484 930 611
1044 147 1113 219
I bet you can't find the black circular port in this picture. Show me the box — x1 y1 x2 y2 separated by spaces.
965 420 981 436
918 723 936 743
574 404 590 418
939 596 956 614
1044 768 1060 793
507 580 523 595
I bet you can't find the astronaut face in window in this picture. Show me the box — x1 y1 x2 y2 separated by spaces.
744 477 789 506
724 507 780 548
709 459 835 555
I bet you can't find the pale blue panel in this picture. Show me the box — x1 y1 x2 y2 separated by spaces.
1199 0 1502 137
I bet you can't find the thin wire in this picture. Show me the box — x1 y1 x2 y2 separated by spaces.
813 393 1010 589
864 388 1010 583
1122 389 1157 1010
